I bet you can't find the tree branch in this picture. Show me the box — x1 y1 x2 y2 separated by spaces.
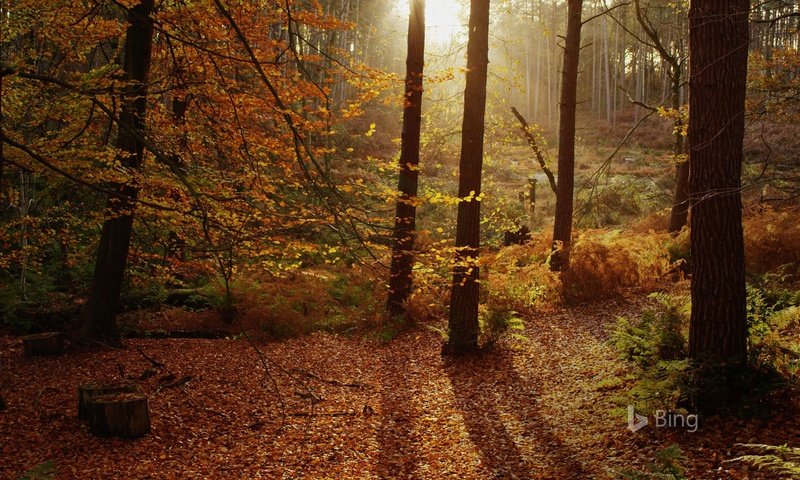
511 107 558 194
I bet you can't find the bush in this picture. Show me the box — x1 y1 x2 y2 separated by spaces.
487 238 559 312
236 268 383 340
611 294 692 413
575 176 664 228
612 293 689 368
618 445 688 480
563 230 671 303
479 304 526 347
744 207 800 275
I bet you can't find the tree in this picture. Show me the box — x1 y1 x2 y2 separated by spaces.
630 0 690 233
81 0 155 344
549 0 582 272
687 0 749 367
445 0 491 355
387 0 425 318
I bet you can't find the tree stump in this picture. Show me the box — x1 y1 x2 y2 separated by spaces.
78 382 141 421
88 392 150 438
22 332 64 356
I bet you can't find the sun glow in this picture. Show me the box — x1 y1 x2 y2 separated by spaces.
400 0 465 45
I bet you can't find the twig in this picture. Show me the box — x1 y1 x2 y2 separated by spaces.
136 346 165 368
289 411 357 417
240 330 289 432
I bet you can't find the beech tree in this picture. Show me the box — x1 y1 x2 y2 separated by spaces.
81 0 155 343
387 0 425 318
549 0 582 272
446 0 491 355
687 0 749 367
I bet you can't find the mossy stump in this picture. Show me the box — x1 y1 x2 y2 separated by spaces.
22 332 64 356
87 392 150 438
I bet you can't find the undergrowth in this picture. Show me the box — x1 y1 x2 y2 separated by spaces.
618 445 688 480
611 282 800 417
729 443 800 478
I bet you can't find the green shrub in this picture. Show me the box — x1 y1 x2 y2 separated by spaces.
612 293 689 368
612 294 692 413
479 304 526 347
618 445 688 480
747 283 775 347
328 274 376 309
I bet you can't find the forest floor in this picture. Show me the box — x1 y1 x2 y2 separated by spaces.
1 290 798 479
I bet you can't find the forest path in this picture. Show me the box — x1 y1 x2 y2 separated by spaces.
0 294 792 479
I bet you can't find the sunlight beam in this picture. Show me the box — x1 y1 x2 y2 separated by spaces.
398 0 464 45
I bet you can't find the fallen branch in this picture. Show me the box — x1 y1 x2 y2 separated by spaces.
136 346 165 368
289 411 357 417
511 107 558 194
162 375 193 390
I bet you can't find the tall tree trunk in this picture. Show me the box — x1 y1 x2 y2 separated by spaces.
82 0 155 344
688 0 749 365
549 0 582 272
446 0 490 355
387 0 425 317
668 68 689 233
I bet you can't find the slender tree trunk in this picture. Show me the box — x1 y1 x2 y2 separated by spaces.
534 2 541 120
82 0 155 344
446 0 490 355
668 67 689 233
549 0 582 272
387 0 425 317
603 15 612 125
688 0 749 365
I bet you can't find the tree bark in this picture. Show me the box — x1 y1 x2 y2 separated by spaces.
446 0 490 355
549 0 582 272
82 0 155 344
78 382 141 421
387 0 425 318
88 392 150 438
688 0 749 365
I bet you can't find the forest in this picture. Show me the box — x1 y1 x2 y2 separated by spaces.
1 0 799 478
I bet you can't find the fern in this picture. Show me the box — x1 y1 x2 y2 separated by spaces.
618 445 688 480
728 444 800 478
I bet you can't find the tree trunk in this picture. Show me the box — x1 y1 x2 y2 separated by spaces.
668 68 689 234
387 0 425 318
549 0 582 272
446 0 490 355
82 0 155 345
688 0 749 365
78 382 141 421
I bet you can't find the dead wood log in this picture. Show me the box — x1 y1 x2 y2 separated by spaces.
87 392 150 438
22 332 64 356
78 382 141 420
511 107 558 194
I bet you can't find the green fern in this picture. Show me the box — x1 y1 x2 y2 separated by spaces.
728 444 800 478
618 444 688 480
